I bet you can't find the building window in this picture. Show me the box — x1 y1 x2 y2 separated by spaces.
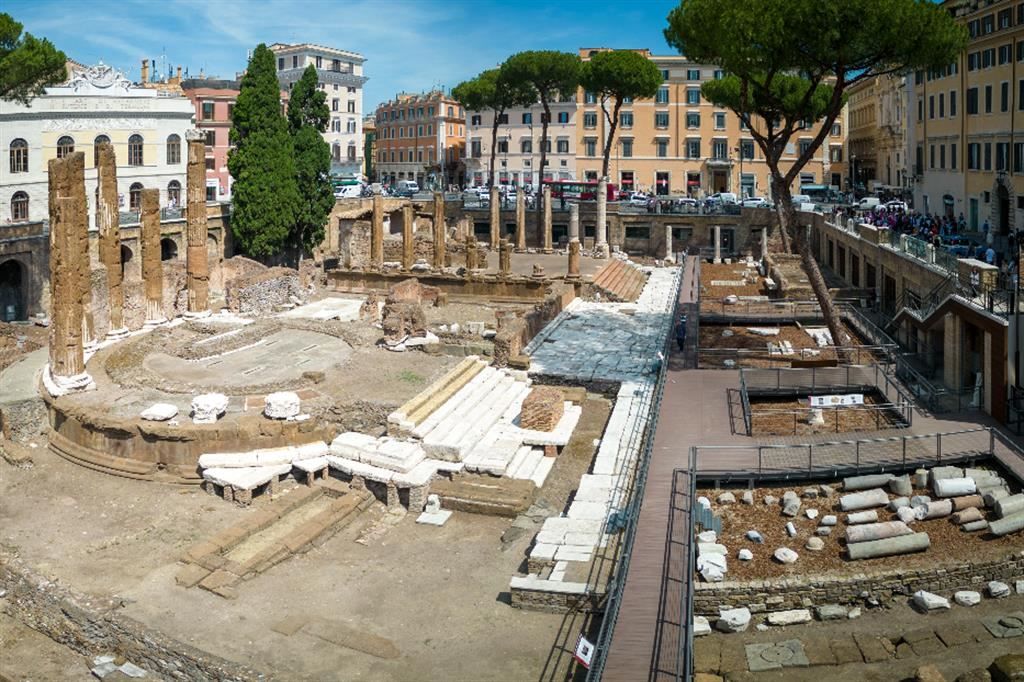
687 69 700 80
552 139 566 154
831 123 841 136
167 180 181 206
494 139 507 154
985 85 993 113
166 134 181 164
713 139 728 159
984 142 992 170
741 140 755 160
950 90 957 117
10 191 28 221
204 129 216 147
584 91 596 104
799 139 812 156
348 144 357 161
1002 82 1010 112
686 112 700 128
205 157 214 170
278 57 284 70
57 135 74 158
129 182 143 210
584 138 596 156
951 143 957 170
557 111 569 123
621 139 633 158
418 125 424 136
92 135 109 167
714 112 726 129
292 55 298 68
470 140 481 158
1015 142 1024 173
522 112 532 124
657 139 668 158
687 139 700 158
829 145 842 162
938 93 945 118
620 111 633 128
331 119 341 133
202 102 214 120
583 112 597 128
686 88 700 105
929 95 934 119
1000 44 1012 65
656 87 669 104
128 134 143 166
348 101 356 113
940 144 946 169
332 99 339 112
997 142 1009 171
9 138 27 173
521 139 532 154
655 111 669 129
967 87 979 114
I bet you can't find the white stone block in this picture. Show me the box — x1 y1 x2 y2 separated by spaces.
416 510 452 526
767 609 812 626
191 393 228 424
264 391 300 419
140 403 178 421
912 590 950 611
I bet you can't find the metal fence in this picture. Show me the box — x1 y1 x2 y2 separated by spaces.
747 401 911 436
698 344 897 369
699 299 823 318
586 260 684 682
693 426 993 479
895 355 985 414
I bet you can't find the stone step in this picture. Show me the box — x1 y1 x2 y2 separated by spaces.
503 445 535 478
423 372 526 460
530 456 556 488
414 366 500 439
389 356 487 433
509 448 544 480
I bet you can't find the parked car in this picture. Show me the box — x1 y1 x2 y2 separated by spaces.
707 192 738 205
627 192 649 207
884 200 909 212
790 194 812 206
741 196 771 208
857 196 881 210
395 180 420 197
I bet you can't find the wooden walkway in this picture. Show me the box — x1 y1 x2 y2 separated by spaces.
599 257 1024 681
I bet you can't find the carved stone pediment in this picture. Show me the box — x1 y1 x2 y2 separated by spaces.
68 62 132 95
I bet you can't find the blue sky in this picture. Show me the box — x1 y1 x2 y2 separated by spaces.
7 0 681 109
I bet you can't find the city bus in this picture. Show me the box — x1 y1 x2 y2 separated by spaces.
547 180 618 201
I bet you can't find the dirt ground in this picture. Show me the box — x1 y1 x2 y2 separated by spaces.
699 474 1022 581
0 396 616 681
0 611 93 681
699 322 874 369
0 322 46 373
700 262 769 299
749 393 905 436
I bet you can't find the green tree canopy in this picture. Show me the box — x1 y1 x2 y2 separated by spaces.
580 50 663 178
664 0 966 350
228 44 299 258
288 64 333 258
452 68 534 188
0 13 67 104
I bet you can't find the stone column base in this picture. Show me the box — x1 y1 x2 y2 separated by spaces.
143 317 169 329
105 327 131 341
595 243 610 259
42 365 96 397
184 309 212 320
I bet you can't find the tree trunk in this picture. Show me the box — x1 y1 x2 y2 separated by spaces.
536 100 551 237
488 112 501 189
600 100 621 179
770 175 793 253
770 169 848 354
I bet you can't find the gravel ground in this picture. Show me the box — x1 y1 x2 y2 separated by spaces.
700 262 769 299
750 394 905 436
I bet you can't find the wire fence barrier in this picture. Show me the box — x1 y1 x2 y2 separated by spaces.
698 344 896 369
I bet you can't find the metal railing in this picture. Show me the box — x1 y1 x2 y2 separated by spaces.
748 401 911 436
894 355 985 413
673 463 697 682
699 299 822 318
698 344 897 369
740 363 888 393
586 260 684 682
694 426 994 479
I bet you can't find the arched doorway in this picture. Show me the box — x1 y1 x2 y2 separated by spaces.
997 184 1010 236
120 244 133 277
0 259 27 321
160 238 178 261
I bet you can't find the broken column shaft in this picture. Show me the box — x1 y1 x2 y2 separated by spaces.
186 139 210 315
96 143 125 336
140 189 165 324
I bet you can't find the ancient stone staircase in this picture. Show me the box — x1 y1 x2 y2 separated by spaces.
591 258 648 302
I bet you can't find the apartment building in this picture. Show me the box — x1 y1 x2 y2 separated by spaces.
363 115 376 181
575 48 846 199
269 43 367 180
912 0 1022 232
374 91 466 189
463 100 578 188
181 78 241 202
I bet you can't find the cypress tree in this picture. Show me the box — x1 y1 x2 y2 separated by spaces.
288 64 333 258
228 43 299 258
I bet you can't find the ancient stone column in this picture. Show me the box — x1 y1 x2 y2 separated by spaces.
96 142 126 338
371 193 384 270
542 185 553 253
465 235 479 271
713 224 722 263
596 177 609 257
515 189 526 251
432 192 446 269
402 203 415 270
569 202 580 241
499 238 511 275
185 139 210 316
56 154 96 349
761 226 768 260
665 224 674 263
490 186 500 247
567 239 581 279
46 153 90 389
140 189 166 325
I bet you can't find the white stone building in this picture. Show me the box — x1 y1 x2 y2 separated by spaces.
0 62 195 226
463 100 578 188
269 43 367 181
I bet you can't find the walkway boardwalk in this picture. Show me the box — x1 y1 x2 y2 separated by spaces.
600 257 1024 681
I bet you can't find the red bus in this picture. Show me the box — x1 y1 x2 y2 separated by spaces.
547 180 618 201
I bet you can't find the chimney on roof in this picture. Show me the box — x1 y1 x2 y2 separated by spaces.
141 58 149 84
173 65 182 85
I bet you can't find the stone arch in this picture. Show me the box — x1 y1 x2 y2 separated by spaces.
160 237 178 261
992 174 1015 237
0 258 28 321
120 242 141 281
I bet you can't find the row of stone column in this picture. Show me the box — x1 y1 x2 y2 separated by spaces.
46 138 210 390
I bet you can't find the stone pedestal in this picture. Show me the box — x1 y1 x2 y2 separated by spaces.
371 193 384 270
490 186 500 247
46 153 93 393
185 139 210 316
499 238 511 275
569 202 579 241
402 204 415 270
140 189 166 325
465 235 480 271
596 177 609 258
96 143 125 337
515 189 526 251
433 192 446 269
713 224 722 263
567 239 581 279
664 224 673 263
542 185 553 253
761 227 768 260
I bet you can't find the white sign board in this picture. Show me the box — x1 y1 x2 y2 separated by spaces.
573 634 595 669
809 394 864 407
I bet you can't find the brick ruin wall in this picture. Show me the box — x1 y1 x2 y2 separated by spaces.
225 267 304 317
693 552 1024 616
0 547 264 681
493 283 577 367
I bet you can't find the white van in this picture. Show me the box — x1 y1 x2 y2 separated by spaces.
396 180 420 196
857 196 881 210
791 194 812 206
